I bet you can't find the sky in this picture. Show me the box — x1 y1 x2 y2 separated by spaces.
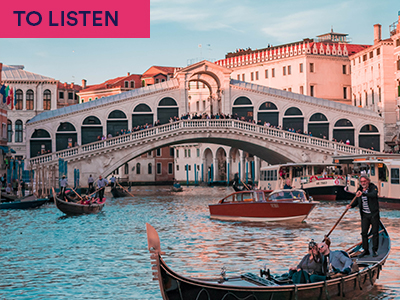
0 0 398 86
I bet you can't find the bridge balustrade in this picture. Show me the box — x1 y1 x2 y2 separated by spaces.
29 119 376 166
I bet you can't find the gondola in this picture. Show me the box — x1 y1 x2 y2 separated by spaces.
54 195 106 215
146 221 390 300
0 194 48 209
111 186 128 198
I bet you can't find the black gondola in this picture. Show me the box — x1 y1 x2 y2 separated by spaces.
146 222 390 300
110 186 128 198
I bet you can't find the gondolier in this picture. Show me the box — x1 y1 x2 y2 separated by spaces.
97 175 108 200
60 175 68 198
346 174 380 258
110 175 116 188
88 174 94 193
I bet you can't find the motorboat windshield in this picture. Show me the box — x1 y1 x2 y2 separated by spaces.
267 189 307 202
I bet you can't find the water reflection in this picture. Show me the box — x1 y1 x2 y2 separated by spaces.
0 186 399 299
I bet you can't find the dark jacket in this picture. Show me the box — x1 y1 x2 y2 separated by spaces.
350 182 379 215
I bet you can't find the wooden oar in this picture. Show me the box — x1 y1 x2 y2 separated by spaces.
69 187 83 201
117 182 134 197
88 186 104 198
242 181 251 190
345 229 385 253
51 187 57 205
323 195 358 241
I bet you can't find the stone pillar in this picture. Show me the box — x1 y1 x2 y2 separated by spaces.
213 157 218 182
254 156 260 183
202 157 206 182
240 150 245 183
226 155 232 184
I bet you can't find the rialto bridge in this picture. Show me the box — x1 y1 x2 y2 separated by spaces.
26 61 382 183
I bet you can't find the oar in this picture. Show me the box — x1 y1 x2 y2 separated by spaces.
117 182 134 197
345 229 385 253
323 195 358 241
51 187 57 205
88 186 104 198
69 187 83 201
242 181 251 190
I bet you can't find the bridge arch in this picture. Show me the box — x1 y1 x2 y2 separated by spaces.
132 103 153 128
157 97 179 124
333 118 354 145
359 124 380 151
56 122 77 151
232 96 253 121
107 109 128 136
30 129 52 157
203 148 214 182
283 107 304 132
308 113 329 139
257 101 279 126
215 147 227 181
82 116 103 145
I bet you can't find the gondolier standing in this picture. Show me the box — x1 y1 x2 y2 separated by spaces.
110 175 116 188
97 175 108 200
88 174 94 193
346 174 380 258
60 175 68 198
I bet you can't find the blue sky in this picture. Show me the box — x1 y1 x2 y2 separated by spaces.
0 0 398 85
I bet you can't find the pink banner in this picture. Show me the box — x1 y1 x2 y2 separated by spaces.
0 0 149 38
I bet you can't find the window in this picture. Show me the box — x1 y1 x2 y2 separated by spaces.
7 120 12 142
391 168 399 184
26 90 34 110
169 147 174 157
157 163 162 174
188 149 191 157
176 149 179 158
283 66 286 76
242 74 245 81
342 65 346 74
300 86 304 94
156 148 161 156
251 72 254 81
130 81 135 88
148 151 152 157
397 59 400 71
299 63 303 73
378 87 381 102
288 87 292 92
124 163 129 175
310 85 314 97
369 51 373 59
265 69 268 78
272 68 275 77
343 87 347 99
363 54 367 61
288 65 291 75
197 148 200 157
15 120 23 142
256 71 259 80
136 163 141 175
68 92 73 100
184 149 187 157
59 91 64 99
15 90 23 110
43 90 51 110
124 81 128 88
309 63 314 73
176 165 179 171
148 163 152 174
371 89 374 104
365 91 368 106
168 163 173 174
237 74 240 80
396 39 400 47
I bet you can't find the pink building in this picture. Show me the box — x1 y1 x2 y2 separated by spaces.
215 30 369 105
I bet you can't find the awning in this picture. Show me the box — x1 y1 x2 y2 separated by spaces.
0 146 16 154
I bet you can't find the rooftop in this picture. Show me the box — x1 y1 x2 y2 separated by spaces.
1 65 55 82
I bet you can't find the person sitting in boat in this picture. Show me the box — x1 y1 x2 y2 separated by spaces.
283 178 292 189
5 183 12 194
317 240 354 279
288 239 324 283
173 179 181 189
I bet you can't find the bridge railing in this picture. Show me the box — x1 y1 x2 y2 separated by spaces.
29 119 376 165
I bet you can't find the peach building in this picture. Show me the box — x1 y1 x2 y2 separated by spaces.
215 30 370 105
350 21 398 150
57 82 82 108
141 66 178 87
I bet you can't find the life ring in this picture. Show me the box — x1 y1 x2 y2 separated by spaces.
310 176 317 183
334 179 340 185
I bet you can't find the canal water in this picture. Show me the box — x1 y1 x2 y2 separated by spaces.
1 186 399 300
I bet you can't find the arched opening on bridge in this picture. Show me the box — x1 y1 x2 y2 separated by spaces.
30 129 52 157
216 147 227 181
229 148 240 183
359 124 380 151
333 119 354 145
188 80 212 115
132 104 153 128
107 110 128 136
157 97 179 124
56 122 77 151
82 116 103 145
283 107 304 132
203 148 213 182
308 113 329 139
257 102 279 126
232 97 253 121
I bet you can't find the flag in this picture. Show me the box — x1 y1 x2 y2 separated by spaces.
5 85 10 105
0 85 5 103
10 87 14 109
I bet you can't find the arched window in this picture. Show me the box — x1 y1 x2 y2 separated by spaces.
108 110 127 119
82 116 102 145
15 120 23 143
83 116 101 125
158 97 178 124
7 120 12 142
258 101 278 126
233 97 252 105
26 90 34 110
335 119 353 127
284 107 303 116
136 163 141 175
43 90 51 110
159 97 177 106
15 90 23 110
148 163 152 174
133 104 153 127
134 104 152 112
258 102 277 110
360 124 379 133
232 97 253 121
309 113 328 122
308 113 329 139
30 129 51 157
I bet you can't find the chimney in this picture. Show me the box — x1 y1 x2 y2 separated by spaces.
127 72 130 76
82 79 87 89
71 82 74 88
374 24 381 45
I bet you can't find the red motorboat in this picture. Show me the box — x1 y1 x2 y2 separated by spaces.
209 189 318 222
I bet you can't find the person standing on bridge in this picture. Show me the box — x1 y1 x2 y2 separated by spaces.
96 175 108 200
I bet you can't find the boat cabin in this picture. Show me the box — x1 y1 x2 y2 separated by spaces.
219 189 308 203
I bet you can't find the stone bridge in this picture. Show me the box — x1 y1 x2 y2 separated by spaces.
29 119 375 182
